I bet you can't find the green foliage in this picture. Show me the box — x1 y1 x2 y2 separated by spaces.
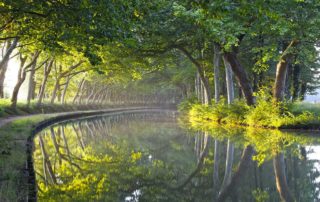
186 90 320 129
245 91 282 128
288 102 320 116
188 98 249 126
222 99 250 125
177 96 199 112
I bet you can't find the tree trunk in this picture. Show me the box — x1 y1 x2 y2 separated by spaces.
292 64 300 101
50 77 60 104
27 58 37 106
300 82 307 101
214 44 221 103
0 38 18 71
0 60 8 98
195 73 201 100
11 51 40 108
0 39 18 98
223 51 254 105
284 64 292 100
223 58 234 104
273 40 299 101
72 78 85 104
10 56 27 108
61 76 71 104
273 153 295 202
179 47 211 103
37 60 53 106
11 75 26 108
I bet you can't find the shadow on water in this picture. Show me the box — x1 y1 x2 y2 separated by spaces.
33 111 320 201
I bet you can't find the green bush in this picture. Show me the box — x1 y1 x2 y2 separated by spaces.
186 89 320 129
189 98 248 125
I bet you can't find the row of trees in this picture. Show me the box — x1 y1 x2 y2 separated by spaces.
1 1 319 109
0 40 191 108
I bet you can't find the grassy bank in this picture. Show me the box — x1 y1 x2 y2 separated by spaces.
180 97 320 130
288 102 320 116
0 99 156 118
0 115 52 201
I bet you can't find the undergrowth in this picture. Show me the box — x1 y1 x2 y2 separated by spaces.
180 91 320 129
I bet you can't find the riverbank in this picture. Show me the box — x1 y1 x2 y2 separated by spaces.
0 107 165 201
181 99 320 130
0 99 161 118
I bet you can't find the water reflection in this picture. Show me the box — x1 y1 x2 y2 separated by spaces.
33 111 320 201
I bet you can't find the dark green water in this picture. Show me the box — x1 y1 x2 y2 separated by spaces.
33 111 320 202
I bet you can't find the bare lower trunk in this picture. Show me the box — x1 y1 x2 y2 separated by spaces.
11 56 27 108
0 39 18 98
0 38 18 69
61 76 71 104
11 78 25 108
27 59 37 106
50 78 60 104
11 51 40 108
0 62 8 98
273 40 299 101
179 47 211 103
223 51 254 105
214 44 221 102
72 78 85 104
292 64 300 101
273 153 294 202
37 60 53 106
223 58 234 104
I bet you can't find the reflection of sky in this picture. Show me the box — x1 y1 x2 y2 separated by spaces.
306 145 320 197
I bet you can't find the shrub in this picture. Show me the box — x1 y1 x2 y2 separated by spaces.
186 89 320 129
222 99 250 125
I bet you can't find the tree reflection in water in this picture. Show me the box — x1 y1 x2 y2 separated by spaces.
33 112 320 201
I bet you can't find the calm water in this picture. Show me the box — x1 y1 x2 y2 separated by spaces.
33 110 320 202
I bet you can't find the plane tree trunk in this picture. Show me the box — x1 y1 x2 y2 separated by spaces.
37 59 54 106
213 44 221 102
273 40 299 101
0 38 18 98
11 51 40 108
223 51 254 105
178 46 211 104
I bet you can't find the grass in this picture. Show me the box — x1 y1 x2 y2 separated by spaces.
0 115 51 201
288 102 320 116
0 99 143 118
